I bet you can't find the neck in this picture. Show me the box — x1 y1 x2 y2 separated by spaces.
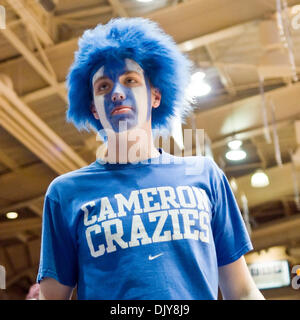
101 121 160 164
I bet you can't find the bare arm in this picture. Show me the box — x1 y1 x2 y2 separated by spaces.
218 256 265 300
39 277 74 300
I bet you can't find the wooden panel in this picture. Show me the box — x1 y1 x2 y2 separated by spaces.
195 82 300 142
145 0 300 43
236 163 298 208
27 94 91 149
0 38 78 95
251 216 300 250
55 0 107 13
0 59 48 95
0 248 13 278
0 126 40 168
0 218 41 238
27 239 41 266
0 163 56 206
27 94 66 120
6 243 29 271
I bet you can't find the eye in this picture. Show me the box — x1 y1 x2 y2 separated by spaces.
126 78 137 84
123 76 141 87
99 83 109 90
95 81 112 94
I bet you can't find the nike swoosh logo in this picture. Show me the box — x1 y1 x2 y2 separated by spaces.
148 253 164 261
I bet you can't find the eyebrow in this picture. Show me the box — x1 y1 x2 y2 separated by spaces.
93 71 142 87
122 71 141 76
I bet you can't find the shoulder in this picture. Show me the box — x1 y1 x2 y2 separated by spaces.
178 154 222 176
178 154 216 166
45 161 98 201
180 155 225 201
199 155 224 178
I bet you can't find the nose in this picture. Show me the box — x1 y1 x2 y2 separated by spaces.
111 92 126 102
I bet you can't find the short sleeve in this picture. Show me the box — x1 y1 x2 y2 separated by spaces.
37 194 78 287
210 165 253 267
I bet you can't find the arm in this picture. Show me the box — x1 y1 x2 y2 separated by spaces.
39 277 74 300
37 194 78 299
218 256 265 300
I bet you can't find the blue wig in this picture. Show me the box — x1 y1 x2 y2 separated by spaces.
66 17 193 136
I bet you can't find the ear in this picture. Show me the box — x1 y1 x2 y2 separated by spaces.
90 102 100 120
151 87 161 109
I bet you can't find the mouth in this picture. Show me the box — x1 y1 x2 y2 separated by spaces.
111 105 133 115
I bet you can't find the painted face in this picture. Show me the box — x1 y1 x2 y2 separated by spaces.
92 58 152 133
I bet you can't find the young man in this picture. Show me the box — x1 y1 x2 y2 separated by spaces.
37 18 264 300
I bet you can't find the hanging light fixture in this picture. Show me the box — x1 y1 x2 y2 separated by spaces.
6 211 18 219
227 139 243 150
251 170 270 188
225 139 247 161
186 71 211 99
225 150 247 161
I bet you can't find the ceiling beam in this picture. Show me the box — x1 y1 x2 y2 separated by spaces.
251 136 268 169
178 20 259 52
293 121 300 166
0 162 55 215
2 247 16 275
16 233 32 243
0 149 44 224
224 162 262 173
6 266 37 288
6 0 54 46
0 80 88 174
251 215 300 251
28 204 43 217
281 199 293 216
0 218 41 238
0 195 44 214
205 44 237 96
145 0 300 42
235 162 300 208
22 81 66 104
0 27 67 103
56 5 112 19
107 0 128 17
0 104 79 174
194 80 300 146
28 27 57 81
0 149 19 170
211 119 291 149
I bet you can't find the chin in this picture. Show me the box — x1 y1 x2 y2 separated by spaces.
111 116 137 132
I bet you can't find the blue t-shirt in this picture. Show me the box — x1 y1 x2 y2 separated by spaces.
37 148 253 300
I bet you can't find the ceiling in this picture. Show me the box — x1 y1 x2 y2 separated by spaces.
0 0 300 299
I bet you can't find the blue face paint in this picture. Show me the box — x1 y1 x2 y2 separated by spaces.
92 58 152 133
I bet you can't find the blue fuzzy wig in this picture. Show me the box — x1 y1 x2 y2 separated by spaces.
66 17 193 137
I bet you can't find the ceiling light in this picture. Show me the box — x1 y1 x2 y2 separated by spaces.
225 150 247 161
186 71 211 98
6 212 18 219
228 139 243 150
191 71 206 82
182 41 194 52
251 170 270 188
136 0 153 3
186 82 211 98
